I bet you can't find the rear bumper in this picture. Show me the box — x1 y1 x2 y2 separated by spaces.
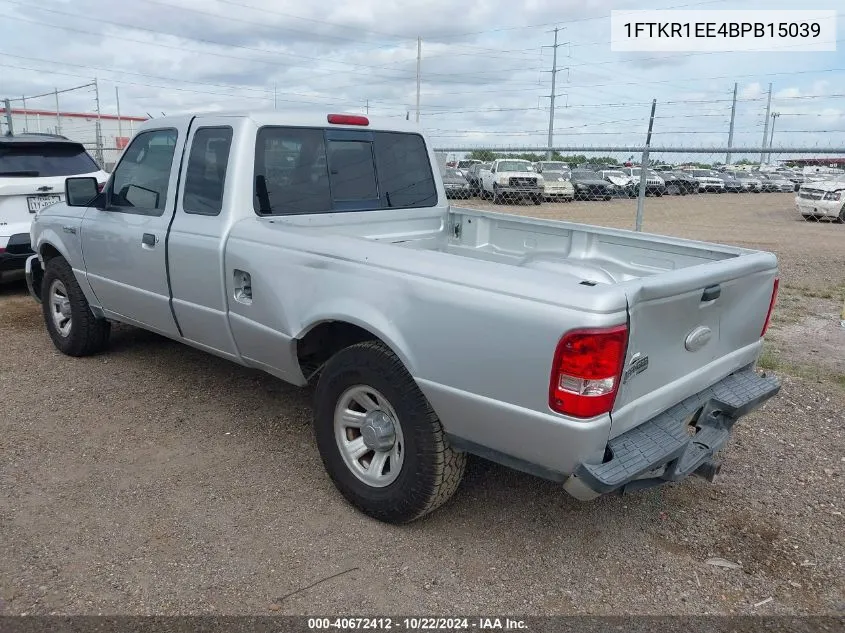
1 234 35 273
566 368 780 498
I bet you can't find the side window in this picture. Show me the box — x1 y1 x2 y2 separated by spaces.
183 127 233 216
110 128 177 215
326 140 378 202
374 132 436 208
254 127 331 215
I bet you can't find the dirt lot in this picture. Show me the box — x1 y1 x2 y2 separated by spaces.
1 192 843 616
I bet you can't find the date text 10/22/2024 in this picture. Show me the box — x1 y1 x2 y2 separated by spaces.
307 618 528 630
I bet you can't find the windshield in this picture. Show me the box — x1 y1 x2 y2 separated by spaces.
572 170 597 178
456 160 478 168
444 169 463 178
0 142 99 177
692 170 713 177
497 161 532 172
603 170 625 177
631 168 660 177
541 162 567 171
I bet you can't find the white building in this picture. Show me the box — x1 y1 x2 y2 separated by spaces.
4 107 148 171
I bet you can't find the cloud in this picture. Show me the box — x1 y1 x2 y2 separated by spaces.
0 0 842 152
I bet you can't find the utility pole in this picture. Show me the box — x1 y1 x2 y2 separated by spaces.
54 88 62 135
93 78 104 167
22 95 28 132
366 99 369 115
760 82 772 164
542 27 566 160
3 98 13 135
415 37 421 123
635 99 657 232
768 112 780 163
726 82 737 165
115 86 122 140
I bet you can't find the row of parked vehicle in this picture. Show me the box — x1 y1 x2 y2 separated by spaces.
440 159 806 203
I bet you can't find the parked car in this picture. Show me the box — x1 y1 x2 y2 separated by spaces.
464 162 489 196
661 171 697 196
480 159 543 204
689 169 726 193
752 173 780 193
535 163 574 201
778 170 805 191
795 179 845 221
622 167 666 196
25 111 781 524
569 169 614 200
598 169 637 197
716 172 744 193
724 171 761 193
758 173 795 193
455 159 481 175
441 168 471 199
0 134 108 281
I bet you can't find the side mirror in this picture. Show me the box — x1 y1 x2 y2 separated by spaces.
65 177 99 207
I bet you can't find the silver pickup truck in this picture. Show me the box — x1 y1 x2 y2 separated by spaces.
25 112 781 523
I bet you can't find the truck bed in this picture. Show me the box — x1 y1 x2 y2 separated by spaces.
270 205 778 440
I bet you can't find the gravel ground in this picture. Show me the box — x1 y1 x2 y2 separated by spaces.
1 192 843 616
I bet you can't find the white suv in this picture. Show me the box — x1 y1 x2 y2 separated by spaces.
1 134 108 279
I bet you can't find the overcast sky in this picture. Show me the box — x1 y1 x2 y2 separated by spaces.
1 0 844 159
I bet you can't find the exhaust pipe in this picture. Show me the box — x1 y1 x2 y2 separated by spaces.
694 459 722 482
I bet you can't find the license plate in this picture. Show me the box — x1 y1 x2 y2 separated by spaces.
27 195 62 212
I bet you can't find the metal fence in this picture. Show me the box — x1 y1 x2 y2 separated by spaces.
434 145 845 227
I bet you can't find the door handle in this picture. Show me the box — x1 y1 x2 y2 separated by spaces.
701 284 721 302
141 233 158 248
233 269 252 305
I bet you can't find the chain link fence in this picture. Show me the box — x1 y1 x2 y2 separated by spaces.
434 146 845 229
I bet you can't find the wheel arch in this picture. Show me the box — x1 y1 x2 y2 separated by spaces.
294 311 416 384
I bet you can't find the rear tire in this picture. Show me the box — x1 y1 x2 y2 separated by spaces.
314 341 466 524
533 195 542 205
41 256 110 357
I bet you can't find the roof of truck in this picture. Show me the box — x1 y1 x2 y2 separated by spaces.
138 111 423 133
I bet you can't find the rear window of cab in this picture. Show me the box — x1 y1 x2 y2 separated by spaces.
253 127 437 215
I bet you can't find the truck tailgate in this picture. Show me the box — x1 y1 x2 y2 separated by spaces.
611 250 778 438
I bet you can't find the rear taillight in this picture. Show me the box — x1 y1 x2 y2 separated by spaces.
549 325 628 419
327 114 369 126
97 182 105 192
760 277 780 337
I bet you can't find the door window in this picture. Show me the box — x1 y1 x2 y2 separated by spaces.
183 127 233 216
109 128 178 215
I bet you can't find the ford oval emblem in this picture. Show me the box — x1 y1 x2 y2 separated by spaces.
685 326 712 352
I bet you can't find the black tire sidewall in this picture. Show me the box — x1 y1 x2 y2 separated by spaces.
41 258 108 356
314 344 444 523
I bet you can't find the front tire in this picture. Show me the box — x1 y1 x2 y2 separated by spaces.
313 341 466 524
41 257 110 357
